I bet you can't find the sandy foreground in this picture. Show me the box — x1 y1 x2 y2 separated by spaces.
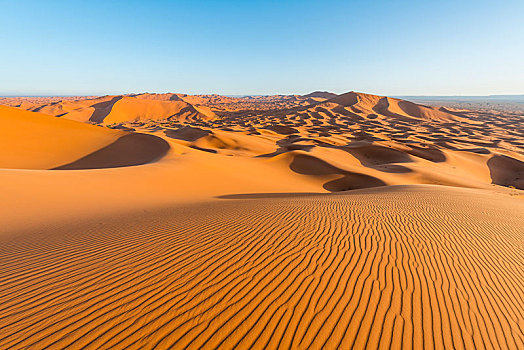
0 92 523 349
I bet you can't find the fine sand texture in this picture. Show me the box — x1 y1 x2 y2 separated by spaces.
0 91 523 349
0 186 523 349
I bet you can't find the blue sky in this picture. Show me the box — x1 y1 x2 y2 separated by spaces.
1 0 523 96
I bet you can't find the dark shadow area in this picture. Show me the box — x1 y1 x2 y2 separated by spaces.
289 154 387 192
342 145 413 166
265 125 299 135
256 137 316 158
333 106 364 121
285 144 315 152
109 124 135 132
290 154 344 175
53 133 170 170
487 155 524 189
164 126 211 142
189 145 217 153
405 145 447 162
460 148 491 155
372 164 413 173
89 96 122 123
323 174 386 191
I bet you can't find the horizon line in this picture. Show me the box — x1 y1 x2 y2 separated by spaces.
2 92 524 98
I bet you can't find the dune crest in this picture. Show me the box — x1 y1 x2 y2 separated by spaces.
1 93 215 125
54 133 170 170
0 105 169 170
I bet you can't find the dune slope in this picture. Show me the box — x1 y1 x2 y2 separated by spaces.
1 94 215 124
0 105 170 170
0 186 523 349
0 105 123 169
54 133 170 170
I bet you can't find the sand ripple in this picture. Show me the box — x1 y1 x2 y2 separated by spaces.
0 186 522 349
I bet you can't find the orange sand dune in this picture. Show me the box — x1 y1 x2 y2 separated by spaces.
0 186 522 349
0 105 169 170
0 91 523 349
102 96 211 124
325 91 471 123
1 94 214 124
0 105 123 169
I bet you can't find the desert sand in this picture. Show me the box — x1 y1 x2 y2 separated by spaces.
0 91 523 349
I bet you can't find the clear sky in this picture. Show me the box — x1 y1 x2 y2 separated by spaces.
1 0 523 96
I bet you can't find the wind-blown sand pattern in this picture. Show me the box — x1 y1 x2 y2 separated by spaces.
0 91 523 349
1 187 523 349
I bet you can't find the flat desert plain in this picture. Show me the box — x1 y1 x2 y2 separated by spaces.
0 91 523 349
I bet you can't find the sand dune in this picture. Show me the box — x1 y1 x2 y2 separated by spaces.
325 92 470 123
0 105 169 170
102 97 210 124
0 91 523 349
488 155 524 189
1 94 214 124
0 105 122 169
0 186 522 349
54 133 170 170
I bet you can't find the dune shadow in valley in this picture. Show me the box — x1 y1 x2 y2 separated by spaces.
487 155 524 189
89 96 122 123
289 154 387 191
53 133 170 170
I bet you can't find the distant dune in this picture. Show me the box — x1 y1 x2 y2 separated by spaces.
0 91 522 349
400 95 524 113
302 90 338 99
1 93 215 125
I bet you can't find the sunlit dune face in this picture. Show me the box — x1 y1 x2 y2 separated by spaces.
0 91 523 349
1 91 522 190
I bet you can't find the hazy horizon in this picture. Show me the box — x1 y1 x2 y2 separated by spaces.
2 92 524 98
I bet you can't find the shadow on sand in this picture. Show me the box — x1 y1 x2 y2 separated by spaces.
53 133 170 170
